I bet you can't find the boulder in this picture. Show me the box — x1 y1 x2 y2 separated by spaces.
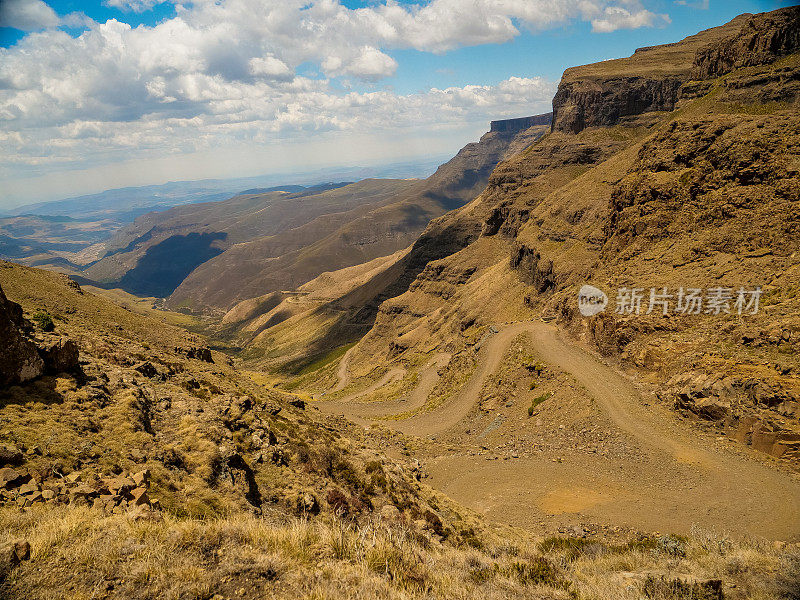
133 361 159 378
104 477 135 496
693 397 731 421
0 540 30 580
39 337 80 374
0 445 23 467
180 346 214 363
0 284 44 387
0 467 23 489
130 487 150 507
131 469 150 487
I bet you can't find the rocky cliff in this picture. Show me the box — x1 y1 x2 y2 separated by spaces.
490 113 552 133
692 6 800 78
549 13 753 134
551 7 800 136
0 284 43 387
0 276 79 387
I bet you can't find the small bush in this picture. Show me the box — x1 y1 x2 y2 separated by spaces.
642 575 723 600
539 537 599 561
528 392 551 416
326 488 350 516
497 557 570 590
32 310 55 332
365 460 383 474
656 534 687 557
423 509 445 537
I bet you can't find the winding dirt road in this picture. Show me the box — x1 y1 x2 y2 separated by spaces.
330 346 356 394
321 353 450 419
317 321 800 539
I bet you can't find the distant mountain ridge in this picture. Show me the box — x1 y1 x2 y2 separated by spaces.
3 157 447 221
69 117 550 312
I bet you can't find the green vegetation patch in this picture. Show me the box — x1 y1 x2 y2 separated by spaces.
31 310 55 332
528 392 551 416
292 343 356 376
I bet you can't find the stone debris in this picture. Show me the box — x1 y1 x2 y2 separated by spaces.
0 467 158 512
177 346 214 363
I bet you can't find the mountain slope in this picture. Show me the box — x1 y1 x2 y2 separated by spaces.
84 180 402 298
5 262 793 600
167 117 551 313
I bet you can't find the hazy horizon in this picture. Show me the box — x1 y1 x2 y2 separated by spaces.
0 149 454 212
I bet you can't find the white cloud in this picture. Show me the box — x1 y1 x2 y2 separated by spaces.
0 0 670 200
103 0 172 13
674 0 709 8
0 0 59 31
591 6 670 33
249 56 293 79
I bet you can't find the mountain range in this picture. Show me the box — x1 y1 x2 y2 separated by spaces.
1 7 799 599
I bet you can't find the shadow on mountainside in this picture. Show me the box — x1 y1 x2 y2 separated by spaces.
117 232 227 298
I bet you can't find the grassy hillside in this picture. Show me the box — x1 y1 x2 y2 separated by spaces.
0 262 795 600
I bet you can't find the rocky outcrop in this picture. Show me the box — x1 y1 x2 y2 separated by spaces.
551 76 683 134
692 7 800 79
177 345 214 363
509 244 555 294
39 337 80 374
734 417 800 460
0 466 159 512
0 283 81 387
659 371 800 460
490 113 552 133
0 284 44 386
550 9 799 134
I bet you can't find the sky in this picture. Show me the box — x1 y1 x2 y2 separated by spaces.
0 0 794 209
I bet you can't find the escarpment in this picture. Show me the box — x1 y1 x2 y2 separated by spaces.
692 6 800 79
551 76 683 134
551 8 800 135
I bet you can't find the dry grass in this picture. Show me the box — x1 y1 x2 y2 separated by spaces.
2 506 796 600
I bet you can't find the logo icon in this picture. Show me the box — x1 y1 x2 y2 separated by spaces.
578 284 608 317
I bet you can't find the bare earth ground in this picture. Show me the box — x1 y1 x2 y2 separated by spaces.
316 321 800 541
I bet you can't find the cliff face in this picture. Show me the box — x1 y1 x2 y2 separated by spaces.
0 284 43 387
551 76 683 134
490 113 552 133
549 9 800 134
692 6 800 79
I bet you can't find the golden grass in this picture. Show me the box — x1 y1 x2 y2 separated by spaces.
1 506 796 600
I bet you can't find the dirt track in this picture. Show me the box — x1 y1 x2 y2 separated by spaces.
320 353 449 419
318 321 800 539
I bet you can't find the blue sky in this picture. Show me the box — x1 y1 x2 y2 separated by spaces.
0 0 793 208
